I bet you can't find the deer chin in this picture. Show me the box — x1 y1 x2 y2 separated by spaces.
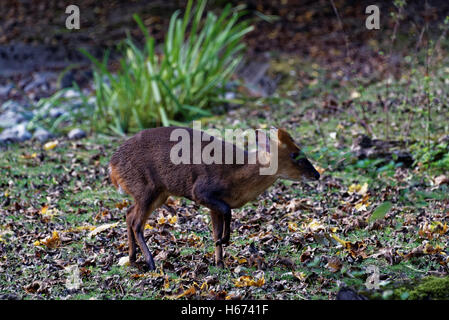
277 173 301 182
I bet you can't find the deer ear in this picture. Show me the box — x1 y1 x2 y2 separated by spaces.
277 128 294 145
277 128 301 149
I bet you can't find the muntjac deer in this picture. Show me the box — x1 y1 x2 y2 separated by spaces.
109 126 320 270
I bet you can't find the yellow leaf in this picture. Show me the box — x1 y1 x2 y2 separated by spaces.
354 202 368 212
164 276 170 289
200 282 208 291
44 140 59 150
315 165 325 175
88 222 119 237
115 200 129 209
157 213 167 225
237 257 247 264
330 233 349 247
33 240 41 246
63 225 95 233
187 233 203 247
348 183 360 194
41 231 61 248
254 276 265 287
234 275 265 288
168 214 178 224
176 285 196 299
40 205 49 215
21 153 37 159
292 271 307 281
303 219 325 232
357 183 369 195
288 222 298 232
144 224 153 230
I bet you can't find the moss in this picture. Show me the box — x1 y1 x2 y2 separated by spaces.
393 276 449 300
359 276 449 300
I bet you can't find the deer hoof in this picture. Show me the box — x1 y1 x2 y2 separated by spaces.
144 261 156 271
221 234 230 245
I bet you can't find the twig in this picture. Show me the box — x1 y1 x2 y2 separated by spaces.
403 24 425 145
329 0 350 60
377 94 389 139
384 3 404 140
348 100 373 136
424 0 431 150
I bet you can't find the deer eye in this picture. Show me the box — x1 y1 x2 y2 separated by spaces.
290 150 308 164
290 152 302 161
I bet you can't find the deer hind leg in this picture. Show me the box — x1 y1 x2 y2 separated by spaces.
126 204 137 265
129 188 167 270
210 210 224 268
221 210 232 245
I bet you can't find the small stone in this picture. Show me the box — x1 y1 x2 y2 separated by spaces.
0 84 13 97
0 123 31 143
33 128 53 142
49 107 67 119
0 110 25 128
67 128 86 140
225 92 236 100
1 100 23 112
63 89 79 99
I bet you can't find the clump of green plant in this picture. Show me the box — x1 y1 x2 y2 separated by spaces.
411 140 449 171
81 0 253 135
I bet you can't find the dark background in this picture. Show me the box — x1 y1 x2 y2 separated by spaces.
1 0 448 73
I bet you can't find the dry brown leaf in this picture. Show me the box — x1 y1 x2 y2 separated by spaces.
326 256 343 272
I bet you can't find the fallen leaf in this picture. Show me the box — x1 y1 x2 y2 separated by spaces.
326 256 343 272
350 91 361 99
176 285 196 298
118 256 130 266
41 231 61 248
44 140 59 150
369 201 392 222
234 275 265 287
88 222 119 237
115 200 130 209
20 153 37 159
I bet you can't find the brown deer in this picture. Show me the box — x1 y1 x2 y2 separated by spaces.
109 126 320 270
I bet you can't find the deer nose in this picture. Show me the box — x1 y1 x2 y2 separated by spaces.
314 171 320 180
